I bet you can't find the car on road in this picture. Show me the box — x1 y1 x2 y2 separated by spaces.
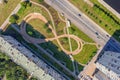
95 32 99 35
106 34 109 37
78 14 81 16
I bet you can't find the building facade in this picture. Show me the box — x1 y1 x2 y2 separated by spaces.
96 51 120 80
0 35 67 80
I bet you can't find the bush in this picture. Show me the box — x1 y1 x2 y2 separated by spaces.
38 0 44 3
94 4 120 26
44 23 48 29
20 1 32 8
46 28 52 33
9 14 19 23
69 27 75 34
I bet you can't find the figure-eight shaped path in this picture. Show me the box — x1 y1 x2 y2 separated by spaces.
20 13 83 55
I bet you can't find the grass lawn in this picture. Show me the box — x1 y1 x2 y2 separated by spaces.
39 40 74 71
27 19 54 38
26 23 45 39
69 24 94 43
17 4 51 24
59 37 79 52
71 38 78 51
73 44 97 64
69 0 120 42
0 0 21 26
41 2 66 35
31 0 40 3
0 52 37 80
17 1 74 71
59 37 70 51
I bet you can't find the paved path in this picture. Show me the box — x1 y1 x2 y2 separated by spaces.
20 1 98 55
20 13 83 55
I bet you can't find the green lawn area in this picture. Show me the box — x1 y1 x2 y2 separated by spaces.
0 0 21 26
17 3 51 23
73 44 97 64
31 0 43 3
27 19 54 38
17 1 74 71
59 37 79 52
69 24 94 43
17 1 66 36
26 23 45 39
71 38 78 51
41 2 66 35
0 53 37 80
2 25 75 79
69 0 120 42
59 37 70 51
39 40 74 71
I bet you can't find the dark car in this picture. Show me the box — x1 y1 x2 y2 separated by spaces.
78 14 81 16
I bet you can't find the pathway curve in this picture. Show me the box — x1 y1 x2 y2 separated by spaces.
20 13 83 55
20 1 98 55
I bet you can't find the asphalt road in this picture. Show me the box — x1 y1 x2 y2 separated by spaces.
44 0 120 52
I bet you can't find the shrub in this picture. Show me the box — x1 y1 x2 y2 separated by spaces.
20 1 32 8
9 14 19 23
38 0 44 3
46 28 52 33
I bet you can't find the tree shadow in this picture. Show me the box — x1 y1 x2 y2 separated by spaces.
25 23 46 39
1 22 83 79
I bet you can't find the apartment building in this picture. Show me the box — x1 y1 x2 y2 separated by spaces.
0 35 67 80
95 51 120 80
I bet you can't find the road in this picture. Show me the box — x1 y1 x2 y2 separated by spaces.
44 0 120 52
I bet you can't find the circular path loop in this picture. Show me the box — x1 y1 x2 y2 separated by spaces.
20 13 83 55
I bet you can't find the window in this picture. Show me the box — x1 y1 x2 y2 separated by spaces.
118 56 120 59
117 67 120 70
11 52 14 55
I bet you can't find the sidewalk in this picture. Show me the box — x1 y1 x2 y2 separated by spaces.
0 0 23 30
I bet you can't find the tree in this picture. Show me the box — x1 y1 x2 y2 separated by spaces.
46 28 52 33
21 1 32 8
38 0 44 3
9 14 19 23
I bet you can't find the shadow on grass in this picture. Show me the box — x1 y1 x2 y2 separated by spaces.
2 23 84 79
93 29 120 78
26 23 45 39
